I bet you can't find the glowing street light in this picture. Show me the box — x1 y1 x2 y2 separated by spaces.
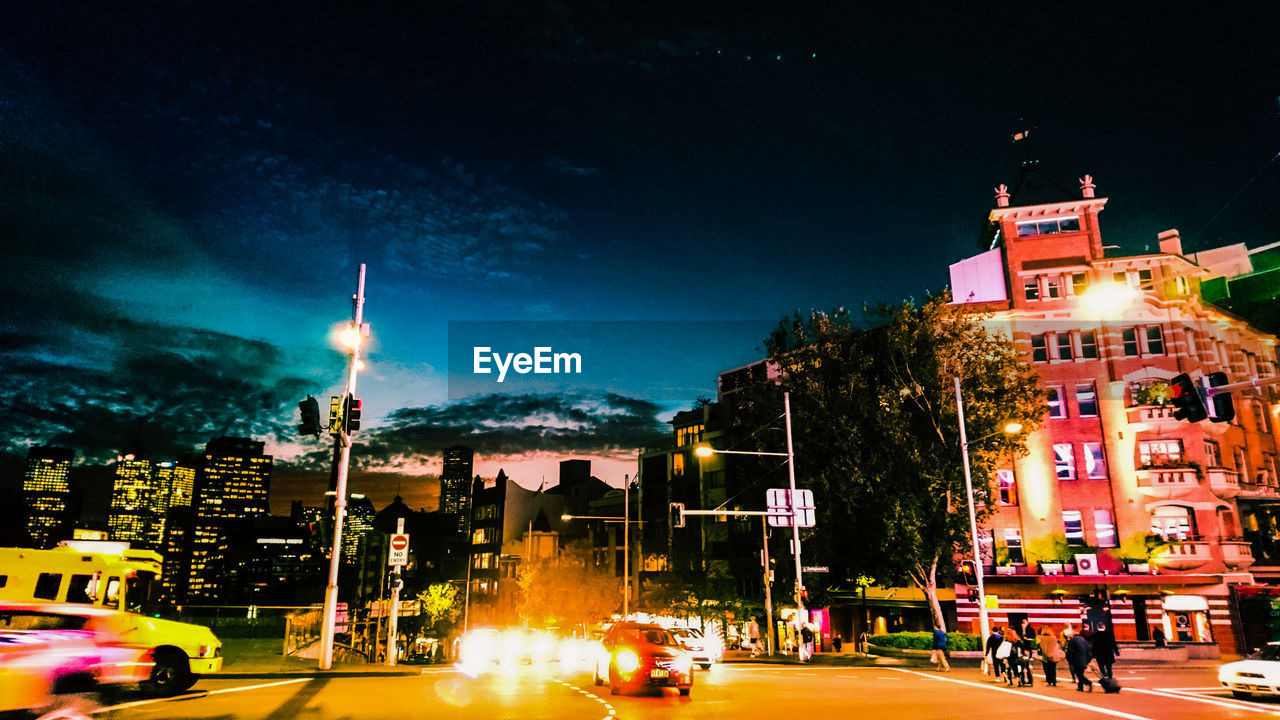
1079 280 1140 320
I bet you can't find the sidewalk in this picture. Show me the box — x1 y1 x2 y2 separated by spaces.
217 638 423 678
719 648 917 667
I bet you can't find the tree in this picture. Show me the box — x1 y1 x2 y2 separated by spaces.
417 582 463 634
764 293 1045 631
516 541 620 629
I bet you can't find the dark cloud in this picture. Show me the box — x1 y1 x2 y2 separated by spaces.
286 392 668 472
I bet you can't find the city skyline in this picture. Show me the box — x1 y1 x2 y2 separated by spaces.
2 3 1278 506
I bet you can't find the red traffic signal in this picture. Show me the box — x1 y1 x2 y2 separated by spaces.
1168 373 1208 423
959 559 977 587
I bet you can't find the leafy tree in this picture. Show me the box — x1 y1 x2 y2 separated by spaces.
416 582 463 634
763 293 1045 630
517 541 620 628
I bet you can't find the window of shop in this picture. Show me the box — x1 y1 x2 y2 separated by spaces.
1162 596 1213 644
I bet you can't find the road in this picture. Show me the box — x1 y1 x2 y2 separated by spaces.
83 663 1276 720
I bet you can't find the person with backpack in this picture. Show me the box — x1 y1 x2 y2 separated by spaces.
1037 626 1063 687
984 627 1005 680
1065 626 1094 692
931 627 951 671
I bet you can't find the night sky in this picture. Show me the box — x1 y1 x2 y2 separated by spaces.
2 1 1277 513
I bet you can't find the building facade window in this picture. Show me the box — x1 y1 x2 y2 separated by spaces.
1204 440 1222 468
1139 439 1184 466
1080 330 1098 359
1235 447 1249 480
1063 511 1085 546
1024 277 1039 301
1046 387 1067 418
1094 509 1118 547
1145 326 1165 354
1083 443 1107 479
1054 444 1076 479
1137 268 1154 290
1076 384 1098 417
997 469 1017 505
1016 217 1080 236
1151 505 1196 541
1122 328 1140 356
1004 528 1025 564
1045 276 1062 299
1031 334 1048 362
1056 333 1073 360
1071 272 1089 295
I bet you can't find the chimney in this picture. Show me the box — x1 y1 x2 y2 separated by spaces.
1079 174 1096 198
994 184 1010 208
1157 229 1183 256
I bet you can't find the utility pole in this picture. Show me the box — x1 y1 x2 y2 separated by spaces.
955 376 991 640
784 392 805 616
623 474 630 617
318 264 368 670
761 519 774 655
386 517 404 666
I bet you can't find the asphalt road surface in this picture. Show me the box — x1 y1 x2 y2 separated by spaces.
84 663 1276 720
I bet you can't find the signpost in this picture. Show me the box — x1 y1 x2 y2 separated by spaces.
386 519 407 666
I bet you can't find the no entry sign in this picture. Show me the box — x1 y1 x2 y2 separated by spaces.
388 533 410 566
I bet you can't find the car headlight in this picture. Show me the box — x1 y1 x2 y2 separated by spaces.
615 649 641 674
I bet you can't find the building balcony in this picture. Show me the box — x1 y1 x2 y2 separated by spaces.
1151 540 1213 571
1237 482 1280 501
1135 467 1199 498
1206 467 1241 499
1126 404 1182 428
1221 541 1256 570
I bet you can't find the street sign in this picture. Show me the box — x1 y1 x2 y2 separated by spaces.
802 566 829 573
766 488 815 528
389 533 410 566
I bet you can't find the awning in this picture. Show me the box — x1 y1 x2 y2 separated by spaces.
1162 595 1209 612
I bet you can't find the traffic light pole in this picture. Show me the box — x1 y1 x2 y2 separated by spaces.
783 392 805 616
762 519 774 655
319 264 367 671
955 376 990 640
386 517 404 667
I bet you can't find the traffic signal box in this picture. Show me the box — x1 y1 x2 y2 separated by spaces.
670 502 686 528
1169 373 1208 423
298 396 321 436
1205 371 1235 423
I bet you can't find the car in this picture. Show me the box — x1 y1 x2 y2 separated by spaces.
1219 642 1280 699
672 627 721 670
0 603 156 714
593 622 694 697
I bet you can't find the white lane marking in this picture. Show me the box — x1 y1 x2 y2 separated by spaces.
554 678 615 720
876 677 903 681
1126 686 1274 714
889 668 1155 720
92 678 308 715
1156 686 1243 692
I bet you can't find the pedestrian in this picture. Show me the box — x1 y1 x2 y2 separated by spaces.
1092 626 1119 679
1000 625 1020 685
984 626 1004 679
931 626 951 672
748 618 762 657
1152 626 1166 648
1065 626 1094 692
800 624 814 662
1017 625 1037 686
1037 626 1063 687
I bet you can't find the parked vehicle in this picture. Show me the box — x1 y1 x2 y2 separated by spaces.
593 622 694 697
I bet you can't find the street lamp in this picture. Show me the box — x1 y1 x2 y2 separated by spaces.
318 264 369 671
954 375 1022 642
693 391 806 623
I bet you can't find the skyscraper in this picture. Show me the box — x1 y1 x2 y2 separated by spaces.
440 445 474 534
107 451 162 548
344 495 376 563
186 437 272 601
22 447 73 549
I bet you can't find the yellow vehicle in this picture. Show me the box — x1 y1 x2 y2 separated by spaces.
0 542 223 693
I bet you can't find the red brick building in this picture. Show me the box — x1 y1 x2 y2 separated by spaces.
949 163 1280 656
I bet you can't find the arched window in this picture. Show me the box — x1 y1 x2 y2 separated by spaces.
1151 505 1197 541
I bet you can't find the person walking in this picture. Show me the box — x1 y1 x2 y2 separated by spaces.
931 627 952 672
984 626 1004 680
1152 626 1167 648
799 624 814 662
1092 627 1119 679
1037 627 1062 687
1001 625 1021 685
1065 626 1094 692
748 618 762 657
833 634 843 653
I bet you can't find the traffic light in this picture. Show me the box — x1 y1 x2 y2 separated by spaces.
298 396 321 436
346 395 363 431
387 571 403 593
967 587 980 604
329 396 344 435
1168 373 1208 423
959 559 977 587
670 502 686 528
1205 371 1235 423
